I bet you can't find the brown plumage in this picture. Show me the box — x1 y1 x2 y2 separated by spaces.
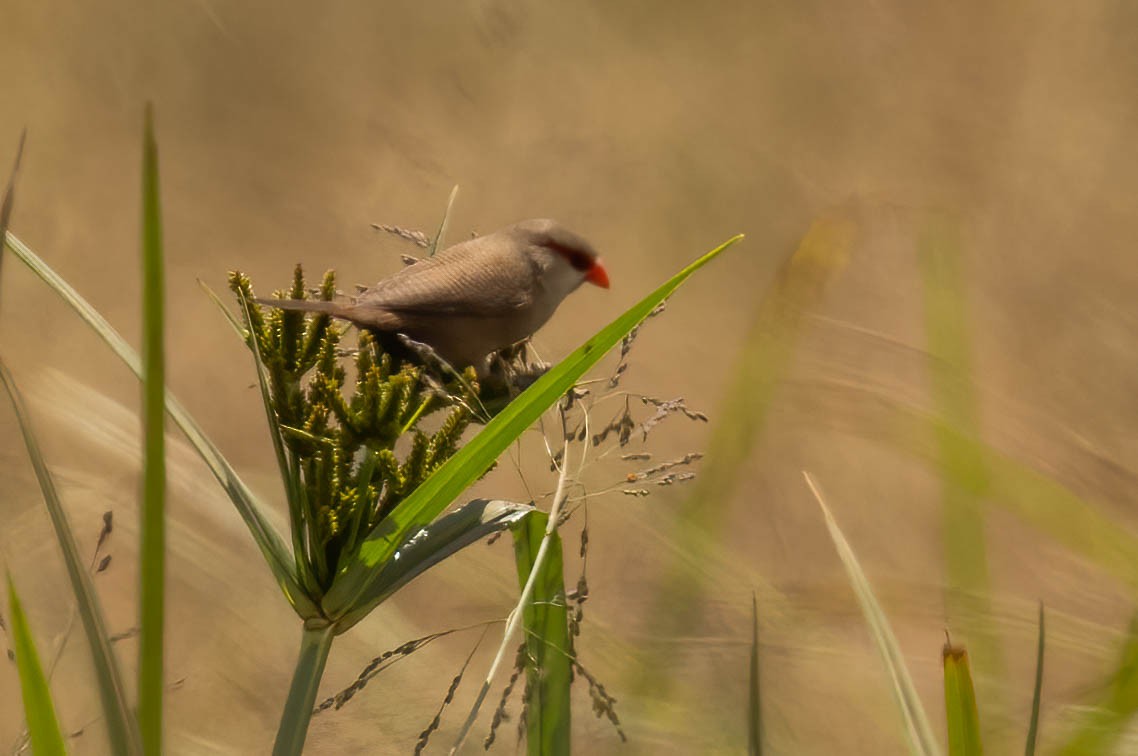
257 219 609 369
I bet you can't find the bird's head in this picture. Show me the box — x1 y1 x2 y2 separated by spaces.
513 218 610 293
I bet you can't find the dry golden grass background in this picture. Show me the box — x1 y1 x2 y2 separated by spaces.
2 1 1137 753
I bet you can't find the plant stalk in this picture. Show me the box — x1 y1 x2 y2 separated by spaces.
273 621 336 756
450 438 572 753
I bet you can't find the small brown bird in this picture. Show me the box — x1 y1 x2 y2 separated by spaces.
258 219 609 370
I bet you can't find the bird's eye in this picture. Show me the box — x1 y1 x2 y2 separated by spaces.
552 243 596 272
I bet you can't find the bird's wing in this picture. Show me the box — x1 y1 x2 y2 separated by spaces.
360 234 537 317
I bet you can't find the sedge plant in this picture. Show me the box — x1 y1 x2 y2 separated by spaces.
1 111 743 752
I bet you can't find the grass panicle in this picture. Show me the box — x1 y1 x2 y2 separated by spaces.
228 268 481 593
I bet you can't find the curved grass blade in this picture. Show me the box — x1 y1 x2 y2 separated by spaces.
354 498 533 614
919 214 1000 695
3 232 316 618
1025 604 1044 755
138 104 166 755
198 278 245 337
512 510 572 756
323 233 744 627
749 593 763 755
1057 612 1138 755
237 293 319 598
0 128 25 293
943 639 983 755
634 217 853 700
451 440 572 753
796 378 1138 588
427 184 459 257
804 472 941 756
7 574 67 756
0 358 142 755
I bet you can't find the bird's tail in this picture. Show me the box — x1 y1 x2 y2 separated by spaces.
253 297 348 317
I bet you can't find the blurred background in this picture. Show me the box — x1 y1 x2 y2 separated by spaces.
2 1 1138 753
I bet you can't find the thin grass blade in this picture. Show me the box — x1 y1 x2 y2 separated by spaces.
198 278 245 337
512 511 572 756
427 184 459 257
323 234 744 628
137 104 166 755
0 128 25 292
1025 604 1044 755
919 214 1000 695
1057 613 1138 755
634 217 853 700
0 358 142 755
7 574 67 756
800 378 1138 588
353 498 533 614
804 472 941 756
749 592 763 755
237 294 319 597
943 640 983 755
3 232 316 617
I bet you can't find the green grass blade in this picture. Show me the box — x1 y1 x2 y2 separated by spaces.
7 574 67 756
634 217 853 700
0 128 25 292
918 214 1000 693
749 593 763 755
513 511 572 756
803 379 1138 588
355 498 532 612
323 234 744 627
943 641 983 755
1057 613 1138 755
0 358 142 755
427 184 459 257
805 472 941 756
197 278 245 337
1025 604 1045 755
237 294 319 597
272 622 335 756
3 231 316 618
138 105 166 755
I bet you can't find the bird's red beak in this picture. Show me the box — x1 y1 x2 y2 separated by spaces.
585 259 610 289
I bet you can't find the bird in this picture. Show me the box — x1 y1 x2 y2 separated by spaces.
256 218 609 371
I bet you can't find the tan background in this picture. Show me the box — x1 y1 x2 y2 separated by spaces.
2 1 1137 753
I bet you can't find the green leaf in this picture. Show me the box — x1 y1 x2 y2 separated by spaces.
427 184 459 257
0 128 25 292
1025 604 1044 755
943 641 983 755
749 593 763 756
805 472 941 756
919 213 1000 692
7 574 67 756
0 359 142 755
801 378 1138 589
1057 613 1138 755
2 231 317 618
323 234 743 628
197 278 245 338
237 293 320 598
362 498 532 609
513 511 572 756
634 217 852 701
138 105 167 755
272 622 335 756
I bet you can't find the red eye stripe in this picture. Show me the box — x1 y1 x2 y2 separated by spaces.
551 244 597 272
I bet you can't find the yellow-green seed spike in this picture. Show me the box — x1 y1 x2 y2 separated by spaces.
355 332 374 376
280 265 306 371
